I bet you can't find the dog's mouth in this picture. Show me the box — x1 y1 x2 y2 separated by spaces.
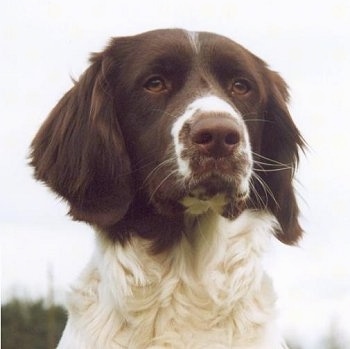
180 174 249 218
146 154 251 220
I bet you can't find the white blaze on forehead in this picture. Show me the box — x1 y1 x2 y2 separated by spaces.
171 95 243 177
186 30 200 54
189 95 239 115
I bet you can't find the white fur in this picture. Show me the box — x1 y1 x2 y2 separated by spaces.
181 193 229 216
186 30 200 54
57 209 288 349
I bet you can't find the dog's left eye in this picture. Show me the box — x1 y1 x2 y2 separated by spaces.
229 79 251 96
144 76 169 93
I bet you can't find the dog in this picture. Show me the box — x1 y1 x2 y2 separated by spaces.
30 29 304 348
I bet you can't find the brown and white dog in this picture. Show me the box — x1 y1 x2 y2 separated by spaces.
30 29 304 348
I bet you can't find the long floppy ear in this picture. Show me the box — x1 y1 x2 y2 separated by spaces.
30 52 134 227
257 71 305 244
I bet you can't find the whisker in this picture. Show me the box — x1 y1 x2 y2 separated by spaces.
253 159 292 168
241 111 275 125
251 172 279 208
252 152 294 168
249 176 268 209
148 169 179 202
252 153 294 173
132 158 159 173
253 167 291 173
142 158 175 186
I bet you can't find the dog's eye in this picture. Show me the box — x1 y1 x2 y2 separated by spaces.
230 79 251 96
144 76 169 93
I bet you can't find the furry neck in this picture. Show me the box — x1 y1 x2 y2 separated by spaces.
61 209 280 348
95 209 276 310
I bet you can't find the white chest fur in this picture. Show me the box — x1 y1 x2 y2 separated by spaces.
57 210 287 349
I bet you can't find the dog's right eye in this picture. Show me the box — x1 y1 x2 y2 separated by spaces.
144 76 169 93
229 79 251 96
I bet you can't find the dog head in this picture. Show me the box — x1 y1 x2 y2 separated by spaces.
30 29 304 250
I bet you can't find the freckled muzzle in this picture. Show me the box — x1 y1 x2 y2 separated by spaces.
171 96 253 218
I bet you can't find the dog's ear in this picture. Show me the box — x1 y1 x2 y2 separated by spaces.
257 71 305 244
30 51 134 227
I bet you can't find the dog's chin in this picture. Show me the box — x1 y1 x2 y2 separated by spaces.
149 172 249 220
180 174 248 218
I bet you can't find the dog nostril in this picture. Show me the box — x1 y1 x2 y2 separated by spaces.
193 131 240 146
225 132 240 145
194 132 213 145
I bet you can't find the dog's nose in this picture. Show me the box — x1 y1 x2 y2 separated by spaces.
190 116 242 158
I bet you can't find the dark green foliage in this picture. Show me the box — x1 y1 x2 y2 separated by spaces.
1 298 67 349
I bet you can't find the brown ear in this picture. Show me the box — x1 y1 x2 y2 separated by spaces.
256 71 305 244
30 54 134 227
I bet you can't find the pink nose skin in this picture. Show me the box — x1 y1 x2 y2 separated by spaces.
190 117 242 159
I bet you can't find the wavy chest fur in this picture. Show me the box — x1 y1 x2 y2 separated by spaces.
58 210 286 349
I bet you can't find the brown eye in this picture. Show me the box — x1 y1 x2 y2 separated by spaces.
230 79 251 95
144 76 168 93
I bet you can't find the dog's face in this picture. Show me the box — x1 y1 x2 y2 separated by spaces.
30 29 304 250
115 31 258 219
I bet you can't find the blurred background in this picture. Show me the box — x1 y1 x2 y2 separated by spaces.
1 0 350 348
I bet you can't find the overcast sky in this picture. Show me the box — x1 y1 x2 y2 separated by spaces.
1 0 350 348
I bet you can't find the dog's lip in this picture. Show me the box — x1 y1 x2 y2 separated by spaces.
183 172 250 204
186 172 237 194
